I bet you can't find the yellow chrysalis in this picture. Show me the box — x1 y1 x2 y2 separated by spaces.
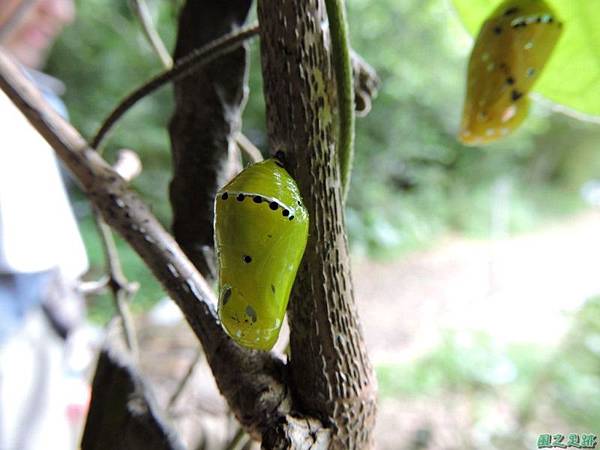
459 0 563 145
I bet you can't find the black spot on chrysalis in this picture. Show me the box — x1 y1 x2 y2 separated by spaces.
269 201 278 210
494 26 502 35
237 194 245 201
271 284 276 294
243 255 252 263
221 287 232 306
221 192 228 200
282 209 290 217
506 76 515 85
253 196 263 203
245 305 257 323
511 90 523 101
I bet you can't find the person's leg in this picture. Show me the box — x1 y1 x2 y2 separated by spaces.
0 308 73 450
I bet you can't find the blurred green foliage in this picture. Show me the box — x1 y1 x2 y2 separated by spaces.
376 296 600 445
46 0 600 314
546 296 600 429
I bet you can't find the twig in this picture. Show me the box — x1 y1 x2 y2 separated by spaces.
167 347 203 410
78 275 110 296
130 0 266 169
324 0 355 201
129 0 173 68
235 132 263 163
93 17 378 160
224 427 249 450
94 212 140 359
95 150 142 359
91 22 259 149
130 0 261 186
92 154 142 357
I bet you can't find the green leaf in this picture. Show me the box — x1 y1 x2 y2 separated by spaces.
451 0 600 117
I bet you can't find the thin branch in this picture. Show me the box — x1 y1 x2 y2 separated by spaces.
167 347 203 410
93 16 376 159
235 132 263 163
224 427 249 450
324 0 355 200
94 151 143 359
129 0 173 68
91 22 259 149
0 50 292 439
94 214 139 358
131 0 262 179
98 0 160 356
78 276 110 296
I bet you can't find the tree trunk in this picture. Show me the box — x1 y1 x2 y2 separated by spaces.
257 1 377 448
169 0 252 283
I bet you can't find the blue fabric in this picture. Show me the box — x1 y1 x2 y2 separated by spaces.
0 271 53 344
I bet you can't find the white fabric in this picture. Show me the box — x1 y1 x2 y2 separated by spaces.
0 310 75 450
0 88 88 278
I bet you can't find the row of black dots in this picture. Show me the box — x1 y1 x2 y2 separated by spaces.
220 192 296 221
511 15 558 28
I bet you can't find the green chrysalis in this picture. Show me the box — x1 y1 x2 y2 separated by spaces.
214 158 309 351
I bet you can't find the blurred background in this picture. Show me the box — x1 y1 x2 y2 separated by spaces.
45 0 600 448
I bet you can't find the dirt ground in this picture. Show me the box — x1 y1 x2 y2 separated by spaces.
355 210 600 449
137 210 600 449
356 210 600 361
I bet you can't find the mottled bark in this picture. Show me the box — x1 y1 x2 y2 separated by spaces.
169 0 252 283
257 1 377 448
